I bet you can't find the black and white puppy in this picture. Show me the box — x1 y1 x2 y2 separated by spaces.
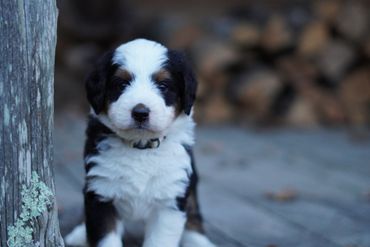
65 39 215 247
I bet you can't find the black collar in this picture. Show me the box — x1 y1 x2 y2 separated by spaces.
126 136 167 150
132 138 162 149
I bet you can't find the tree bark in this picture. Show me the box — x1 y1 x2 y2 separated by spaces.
0 0 64 246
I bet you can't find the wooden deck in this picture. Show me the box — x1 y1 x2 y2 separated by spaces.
55 115 370 247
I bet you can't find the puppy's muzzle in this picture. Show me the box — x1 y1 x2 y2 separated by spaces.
131 103 150 123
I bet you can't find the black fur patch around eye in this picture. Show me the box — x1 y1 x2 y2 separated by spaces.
152 69 181 108
86 51 135 113
163 50 197 115
159 79 181 107
105 75 133 104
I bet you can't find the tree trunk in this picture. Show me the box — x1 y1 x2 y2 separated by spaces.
0 0 64 246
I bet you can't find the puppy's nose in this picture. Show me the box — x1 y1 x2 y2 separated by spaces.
131 103 150 122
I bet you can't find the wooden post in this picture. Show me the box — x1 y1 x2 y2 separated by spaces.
0 0 64 246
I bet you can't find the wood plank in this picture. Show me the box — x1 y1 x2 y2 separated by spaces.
205 223 246 247
195 127 370 246
198 181 338 247
252 129 370 178
195 127 370 205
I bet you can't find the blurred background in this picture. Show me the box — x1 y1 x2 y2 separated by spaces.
55 0 370 129
54 1 370 246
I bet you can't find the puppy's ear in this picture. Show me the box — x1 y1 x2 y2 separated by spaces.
85 51 116 114
167 50 197 115
182 60 197 115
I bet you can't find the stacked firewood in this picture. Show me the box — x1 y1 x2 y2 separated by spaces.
155 1 370 127
56 0 370 127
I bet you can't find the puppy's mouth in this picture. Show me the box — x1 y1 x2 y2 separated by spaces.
128 122 156 132
134 123 150 130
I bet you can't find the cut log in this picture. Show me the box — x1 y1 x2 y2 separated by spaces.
318 40 355 83
298 21 330 57
167 23 204 49
335 2 368 42
314 1 341 23
339 67 370 126
195 95 234 124
235 70 282 123
192 39 240 80
260 15 293 52
231 23 260 48
277 55 318 87
285 96 319 127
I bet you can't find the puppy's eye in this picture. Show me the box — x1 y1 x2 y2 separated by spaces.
158 80 171 92
158 84 167 91
112 76 130 88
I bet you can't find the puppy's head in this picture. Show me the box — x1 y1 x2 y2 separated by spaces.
86 39 197 139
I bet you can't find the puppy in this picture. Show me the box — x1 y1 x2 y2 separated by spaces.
65 39 215 247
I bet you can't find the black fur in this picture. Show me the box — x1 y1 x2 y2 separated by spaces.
179 144 204 233
84 189 119 247
84 115 114 173
85 51 119 114
177 144 198 211
151 74 182 109
105 73 134 106
165 50 198 115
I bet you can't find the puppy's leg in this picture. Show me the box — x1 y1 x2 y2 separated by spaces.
181 191 216 247
143 209 186 247
184 190 204 233
181 146 216 247
85 191 123 247
65 223 88 246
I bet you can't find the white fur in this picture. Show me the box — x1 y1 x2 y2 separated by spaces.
113 39 167 74
98 233 122 247
143 209 186 247
66 222 124 247
98 221 124 247
181 230 217 247
101 39 173 141
65 223 88 246
65 223 218 247
86 115 194 217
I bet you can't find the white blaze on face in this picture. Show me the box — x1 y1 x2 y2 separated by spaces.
108 39 175 133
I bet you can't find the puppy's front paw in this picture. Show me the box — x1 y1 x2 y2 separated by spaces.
65 223 87 247
181 230 217 247
98 233 123 247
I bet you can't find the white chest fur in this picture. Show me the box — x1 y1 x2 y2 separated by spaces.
65 113 216 247
86 136 192 220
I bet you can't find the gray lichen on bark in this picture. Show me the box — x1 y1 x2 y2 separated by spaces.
7 172 53 247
